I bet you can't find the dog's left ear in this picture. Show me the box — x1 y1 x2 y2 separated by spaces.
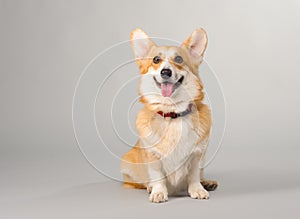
181 28 208 64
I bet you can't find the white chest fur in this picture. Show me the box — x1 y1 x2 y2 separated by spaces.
142 114 206 187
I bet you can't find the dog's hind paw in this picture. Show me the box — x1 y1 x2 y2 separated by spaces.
201 179 218 191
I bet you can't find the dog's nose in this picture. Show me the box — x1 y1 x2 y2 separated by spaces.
160 68 172 79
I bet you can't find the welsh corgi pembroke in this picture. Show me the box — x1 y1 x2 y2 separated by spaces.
121 28 218 203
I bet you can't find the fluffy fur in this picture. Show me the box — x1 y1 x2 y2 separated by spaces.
121 28 218 203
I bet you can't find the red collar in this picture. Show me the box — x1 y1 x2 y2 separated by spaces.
157 104 193 119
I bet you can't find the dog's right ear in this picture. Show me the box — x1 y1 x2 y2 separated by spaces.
130 28 156 60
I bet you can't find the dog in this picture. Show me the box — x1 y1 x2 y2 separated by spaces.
121 28 218 203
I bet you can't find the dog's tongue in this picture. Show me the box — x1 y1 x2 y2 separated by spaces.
161 83 174 97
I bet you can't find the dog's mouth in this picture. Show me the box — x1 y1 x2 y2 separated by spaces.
153 75 184 97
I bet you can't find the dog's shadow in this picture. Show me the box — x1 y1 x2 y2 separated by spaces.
208 168 300 198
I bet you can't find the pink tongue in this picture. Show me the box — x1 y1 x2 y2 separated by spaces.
161 83 174 97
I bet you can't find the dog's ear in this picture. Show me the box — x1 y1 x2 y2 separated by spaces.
130 28 156 60
181 28 208 64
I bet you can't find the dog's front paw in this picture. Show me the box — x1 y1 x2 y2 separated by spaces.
149 190 168 203
188 184 209 200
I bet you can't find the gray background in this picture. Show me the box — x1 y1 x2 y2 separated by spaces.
1 0 299 218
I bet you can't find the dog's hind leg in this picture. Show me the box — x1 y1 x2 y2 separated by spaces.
121 145 148 189
199 150 218 191
200 168 218 191
123 174 146 189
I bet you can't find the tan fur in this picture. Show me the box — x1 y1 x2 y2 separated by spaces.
121 28 218 202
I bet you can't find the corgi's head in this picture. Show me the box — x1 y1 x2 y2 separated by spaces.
130 28 208 112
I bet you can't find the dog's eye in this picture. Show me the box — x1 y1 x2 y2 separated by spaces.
153 56 161 64
174 56 183 64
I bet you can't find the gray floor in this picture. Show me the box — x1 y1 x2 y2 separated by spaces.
1 145 299 219
4 181 300 219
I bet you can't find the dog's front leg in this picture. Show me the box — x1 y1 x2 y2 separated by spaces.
187 154 209 199
148 162 168 203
